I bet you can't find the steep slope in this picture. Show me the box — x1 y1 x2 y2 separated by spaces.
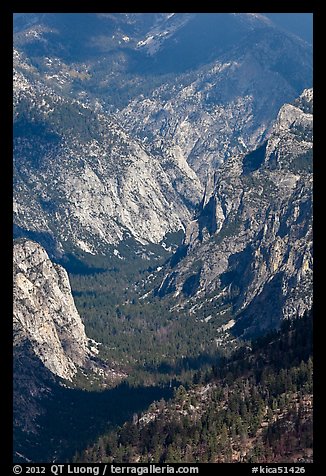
13 14 312 257
13 239 94 380
13 239 127 462
13 14 311 102
264 13 313 44
77 310 313 463
156 89 313 337
13 14 313 370
12 13 313 465
117 14 312 180
13 238 90 457
13 49 202 255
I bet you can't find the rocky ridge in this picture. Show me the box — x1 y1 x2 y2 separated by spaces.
156 89 313 336
12 14 313 464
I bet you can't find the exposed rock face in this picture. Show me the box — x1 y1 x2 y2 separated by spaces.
13 49 202 255
117 19 312 182
13 239 90 380
158 89 313 336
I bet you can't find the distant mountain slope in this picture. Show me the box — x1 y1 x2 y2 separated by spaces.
117 15 312 180
13 13 312 257
264 13 313 45
14 14 312 183
13 49 202 255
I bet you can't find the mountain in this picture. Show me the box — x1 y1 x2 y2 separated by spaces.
264 14 313 45
12 13 313 464
155 89 313 337
116 14 312 180
13 13 312 258
13 47 202 256
14 238 89 456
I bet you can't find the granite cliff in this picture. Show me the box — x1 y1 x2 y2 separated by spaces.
156 89 313 337
13 239 93 380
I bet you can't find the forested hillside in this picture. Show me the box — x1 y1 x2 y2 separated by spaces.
76 310 313 463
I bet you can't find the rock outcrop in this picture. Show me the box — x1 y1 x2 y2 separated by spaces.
13 239 91 380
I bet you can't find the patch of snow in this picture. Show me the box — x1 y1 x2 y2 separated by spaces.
221 319 235 331
161 242 172 251
76 240 95 255
113 249 123 259
137 35 154 47
237 136 248 149
204 315 212 322
139 290 152 300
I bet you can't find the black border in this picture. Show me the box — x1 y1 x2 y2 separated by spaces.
4 1 320 473
1 1 14 469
